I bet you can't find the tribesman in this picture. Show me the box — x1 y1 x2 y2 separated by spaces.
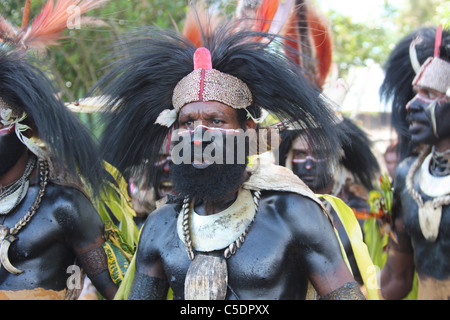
94 10 375 299
380 26 450 300
0 0 117 299
253 0 380 286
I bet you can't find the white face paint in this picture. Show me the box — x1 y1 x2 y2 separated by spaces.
406 87 450 144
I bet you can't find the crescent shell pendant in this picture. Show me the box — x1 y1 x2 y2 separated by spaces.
0 236 24 274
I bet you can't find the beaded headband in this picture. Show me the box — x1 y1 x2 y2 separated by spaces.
412 25 450 97
155 47 253 127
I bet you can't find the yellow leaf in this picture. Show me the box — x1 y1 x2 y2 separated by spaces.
319 194 380 300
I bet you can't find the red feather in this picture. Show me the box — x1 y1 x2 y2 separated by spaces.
255 0 280 32
282 10 301 66
281 2 332 88
21 0 109 49
434 24 443 57
307 6 332 88
21 0 32 29
182 5 219 48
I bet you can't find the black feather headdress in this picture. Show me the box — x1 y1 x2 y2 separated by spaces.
0 1 111 195
94 20 345 187
0 47 105 193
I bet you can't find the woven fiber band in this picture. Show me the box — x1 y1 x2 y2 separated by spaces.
172 68 253 111
413 57 450 95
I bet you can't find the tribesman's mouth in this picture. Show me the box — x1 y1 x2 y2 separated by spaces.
157 180 174 198
409 119 428 132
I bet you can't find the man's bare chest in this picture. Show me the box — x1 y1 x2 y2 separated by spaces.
160 208 308 299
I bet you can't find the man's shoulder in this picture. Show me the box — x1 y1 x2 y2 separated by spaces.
261 189 322 205
259 191 335 244
142 202 179 228
44 181 91 205
41 182 100 223
260 190 326 220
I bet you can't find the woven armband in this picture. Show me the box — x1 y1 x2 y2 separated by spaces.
128 272 169 300
319 281 365 300
77 246 109 278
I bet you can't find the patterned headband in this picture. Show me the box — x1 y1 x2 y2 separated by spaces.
412 25 450 97
155 47 253 127
413 57 450 96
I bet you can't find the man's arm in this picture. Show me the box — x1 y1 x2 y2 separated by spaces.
57 187 118 299
380 162 415 300
127 211 170 300
380 237 415 299
128 260 169 300
286 194 365 299
76 244 118 299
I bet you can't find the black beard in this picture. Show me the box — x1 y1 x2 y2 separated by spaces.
171 162 247 202
170 130 250 202
0 132 26 176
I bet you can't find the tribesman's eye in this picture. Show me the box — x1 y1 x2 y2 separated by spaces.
212 119 224 125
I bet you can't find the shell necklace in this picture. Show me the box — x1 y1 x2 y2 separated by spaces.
0 159 49 274
179 189 261 300
0 155 37 215
406 146 450 242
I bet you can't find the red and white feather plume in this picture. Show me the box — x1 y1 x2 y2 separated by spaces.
0 0 109 50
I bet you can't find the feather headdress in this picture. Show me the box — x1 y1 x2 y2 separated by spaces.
94 16 344 189
237 0 332 89
0 0 109 50
281 0 332 89
0 0 110 194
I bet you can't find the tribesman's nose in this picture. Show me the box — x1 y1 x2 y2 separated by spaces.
191 125 215 146
305 158 314 170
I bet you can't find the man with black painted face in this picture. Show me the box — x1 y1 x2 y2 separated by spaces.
96 21 368 300
380 26 450 300
128 139 175 228
0 52 117 300
0 2 117 300
278 119 380 287
287 134 333 194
